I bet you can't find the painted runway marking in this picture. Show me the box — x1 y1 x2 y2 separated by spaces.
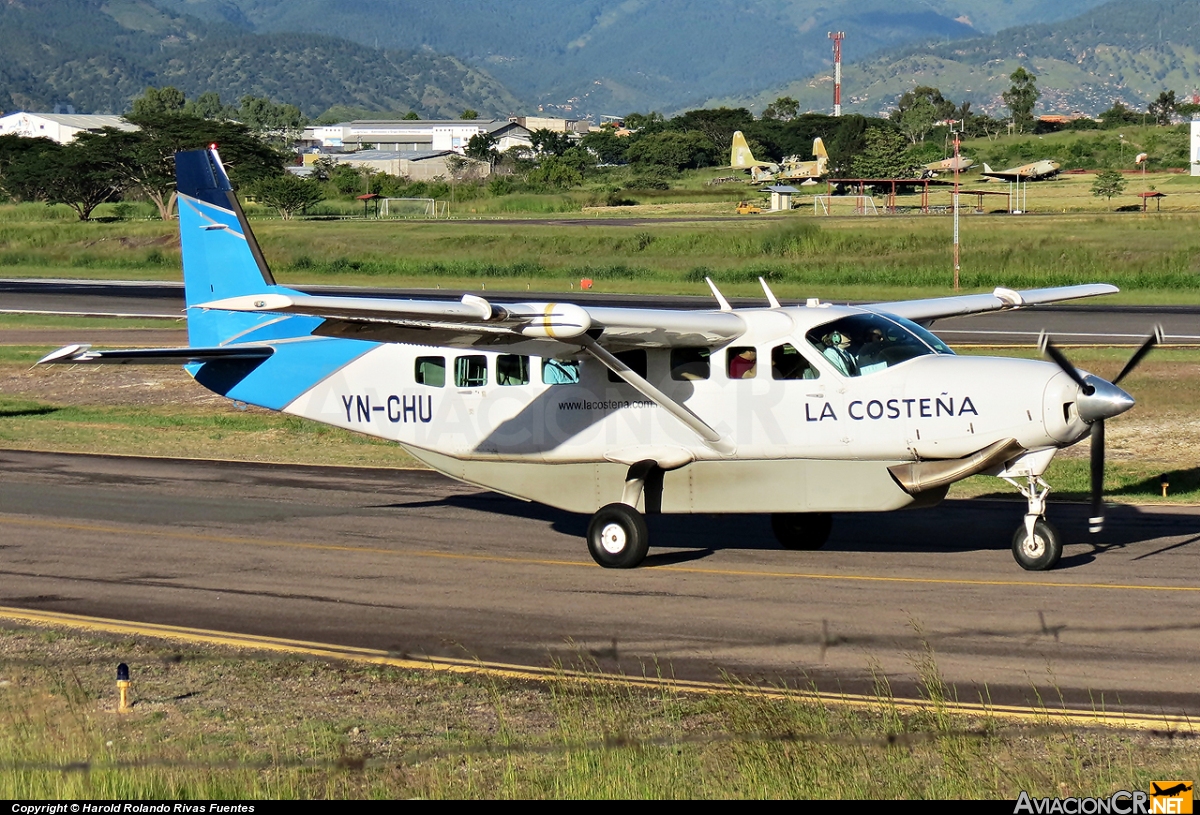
0 604 1191 732
2 514 1198 593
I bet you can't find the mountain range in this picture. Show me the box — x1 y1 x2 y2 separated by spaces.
719 0 1200 117
0 0 521 118
1 0 1193 122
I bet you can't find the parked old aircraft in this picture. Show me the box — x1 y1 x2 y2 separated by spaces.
730 131 829 184
39 148 1155 572
981 159 1062 181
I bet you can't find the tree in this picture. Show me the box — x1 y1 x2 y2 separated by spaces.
1099 101 1141 129
183 92 236 121
7 138 126 220
130 86 186 118
1148 91 1177 126
580 128 627 165
464 132 500 168
848 127 912 178
626 130 715 170
623 112 665 133
891 86 956 144
94 113 286 220
459 108 479 120
761 97 799 122
237 96 307 147
529 129 572 157
250 173 324 219
1002 68 1040 134
0 135 59 202
1091 169 1127 201
669 107 753 155
402 111 421 120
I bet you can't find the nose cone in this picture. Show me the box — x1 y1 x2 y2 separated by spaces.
1077 374 1135 423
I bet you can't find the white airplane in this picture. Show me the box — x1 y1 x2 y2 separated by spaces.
39 148 1156 572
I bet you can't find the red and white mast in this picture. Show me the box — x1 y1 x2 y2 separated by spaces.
829 32 845 117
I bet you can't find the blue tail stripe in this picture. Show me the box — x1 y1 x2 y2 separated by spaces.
175 148 378 409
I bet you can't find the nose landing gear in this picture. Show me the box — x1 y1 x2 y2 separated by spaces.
1004 474 1062 570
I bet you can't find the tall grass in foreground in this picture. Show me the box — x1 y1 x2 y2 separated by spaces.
0 626 1194 798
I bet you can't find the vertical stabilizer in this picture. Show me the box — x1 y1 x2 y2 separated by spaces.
730 131 758 169
813 137 828 159
175 148 290 347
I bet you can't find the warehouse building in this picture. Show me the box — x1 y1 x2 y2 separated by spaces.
302 119 532 154
0 112 137 143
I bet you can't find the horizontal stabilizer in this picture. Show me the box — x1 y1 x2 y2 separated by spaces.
37 344 274 365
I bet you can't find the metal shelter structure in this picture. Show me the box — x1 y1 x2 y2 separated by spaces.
821 178 941 213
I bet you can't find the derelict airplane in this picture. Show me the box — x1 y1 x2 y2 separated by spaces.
730 131 828 184
40 148 1157 572
921 156 974 178
981 159 1062 181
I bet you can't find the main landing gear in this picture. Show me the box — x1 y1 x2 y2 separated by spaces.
1004 474 1063 571
587 503 650 568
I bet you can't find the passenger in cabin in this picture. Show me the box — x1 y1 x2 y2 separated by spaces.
728 348 757 379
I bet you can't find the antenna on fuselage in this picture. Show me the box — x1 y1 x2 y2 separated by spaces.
704 277 732 312
759 276 781 309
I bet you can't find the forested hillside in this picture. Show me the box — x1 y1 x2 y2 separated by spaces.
721 0 1200 117
152 0 1113 117
0 0 522 118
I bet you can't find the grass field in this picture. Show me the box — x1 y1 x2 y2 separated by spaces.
4 197 1200 304
0 622 1196 799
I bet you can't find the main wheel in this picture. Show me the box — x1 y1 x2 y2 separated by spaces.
771 512 833 551
1011 518 1062 571
587 503 650 568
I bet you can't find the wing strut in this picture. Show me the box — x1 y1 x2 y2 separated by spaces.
578 336 735 455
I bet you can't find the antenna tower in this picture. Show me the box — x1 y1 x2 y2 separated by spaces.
829 32 845 117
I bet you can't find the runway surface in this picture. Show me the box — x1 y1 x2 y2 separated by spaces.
1 449 1198 717
2 278 1197 346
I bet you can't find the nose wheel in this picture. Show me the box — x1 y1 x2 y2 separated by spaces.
1004 474 1062 571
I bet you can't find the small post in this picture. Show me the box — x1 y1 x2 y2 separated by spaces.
1161 475 1169 498
116 663 131 712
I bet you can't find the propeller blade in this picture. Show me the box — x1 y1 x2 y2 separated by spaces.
1089 419 1105 533
1112 325 1164 385
1039 332 1092 393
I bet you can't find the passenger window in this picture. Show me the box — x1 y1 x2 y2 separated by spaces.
726 346 757 379
771 344 819 380
542 358 581 385
414 356 445 387
607 349 648 383
454 355 488 387
496 354 530 386
670 347 710 381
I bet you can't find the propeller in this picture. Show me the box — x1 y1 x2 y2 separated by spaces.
1039 326 1162 533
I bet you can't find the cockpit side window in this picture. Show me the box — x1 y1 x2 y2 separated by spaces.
771 343 819 380
805 313 953 377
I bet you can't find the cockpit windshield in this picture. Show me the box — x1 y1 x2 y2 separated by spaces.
805 312 954 377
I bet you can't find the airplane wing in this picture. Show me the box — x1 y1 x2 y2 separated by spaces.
193 291 744 348
868 284 1118 325
195 291 747 350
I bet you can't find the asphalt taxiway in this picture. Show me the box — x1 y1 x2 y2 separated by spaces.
1 449 1197 718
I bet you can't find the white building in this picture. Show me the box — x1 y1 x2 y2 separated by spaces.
0 112 137 144
329 149 489 181
302 119 532 154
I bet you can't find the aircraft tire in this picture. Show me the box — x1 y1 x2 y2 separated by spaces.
1011 518 1062 571
771 512 832 550
587 503 650 568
